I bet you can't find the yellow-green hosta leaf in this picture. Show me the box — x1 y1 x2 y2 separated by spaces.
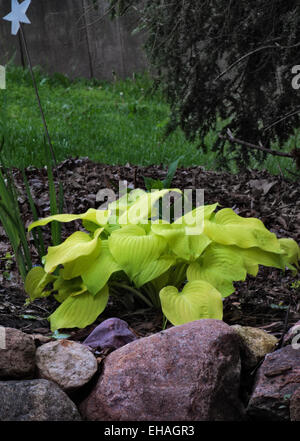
135 255 175 288
204 208 282 253
28 208 110 232
82 241 122 295
152 222 211 261
108 225 170 286
220 244 290 277
108 189 146 220
159 280 223 326
62 241 103 280
118 189 182 225
53 273 86 303
279 238 300 271
187 243 247 297
44 228 102 274
174 203 218 233
25 266 56 301
233 245 285 274
49 285 109 331
151 203 217 261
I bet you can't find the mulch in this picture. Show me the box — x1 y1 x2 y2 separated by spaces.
0 157 299 341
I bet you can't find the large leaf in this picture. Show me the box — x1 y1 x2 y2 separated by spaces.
135 255 175 288
28 208 109 232
175 203 218 232
152 222 211 261
279 238 300 272
25 266 56 301
44 228 102 274
151 203 217 261
204 208 282 253
159 280 223 326
187 243 247 297
53 273 86 303
233 245 286 276
108 225 174 287
108 189 146 219
118 189 181 225
62 241 103 280
49 285 109 331
82 241 122 295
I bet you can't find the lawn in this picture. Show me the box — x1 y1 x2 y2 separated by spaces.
0 65 298 178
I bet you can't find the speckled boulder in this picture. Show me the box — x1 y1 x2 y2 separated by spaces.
80 319 245 421
0 327 36 379
231 325 278 370
36 339 98 391
0 379 81 421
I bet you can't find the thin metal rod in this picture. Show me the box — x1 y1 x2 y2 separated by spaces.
18 31 25 68
19 23 57 168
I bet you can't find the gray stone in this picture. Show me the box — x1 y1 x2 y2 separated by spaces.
0 327 36 379
80 319 245 421
0 379 81 421
36 339 98 391
247 345 300 421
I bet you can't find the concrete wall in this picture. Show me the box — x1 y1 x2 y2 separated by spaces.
0 0 148 80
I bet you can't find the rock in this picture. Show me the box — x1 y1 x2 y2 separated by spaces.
36 339 98 391
283 321 300 347
80 319 245 421
83 317 138 350
231 325 278 370
0 379 81 421
0 327 36 379
290 388 300 421
247 345 300 421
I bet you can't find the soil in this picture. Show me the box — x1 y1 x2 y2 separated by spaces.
0 158 299 342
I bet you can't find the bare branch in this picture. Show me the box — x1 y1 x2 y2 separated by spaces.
219 129 294 159
214 40 300 82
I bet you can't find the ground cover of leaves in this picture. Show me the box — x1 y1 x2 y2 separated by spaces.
0 158 299 341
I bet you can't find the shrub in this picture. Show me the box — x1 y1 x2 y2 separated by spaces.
25 189 299 331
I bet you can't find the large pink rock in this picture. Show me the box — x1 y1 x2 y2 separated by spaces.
80 319 245 421
0 327 36 379
247 345 300 421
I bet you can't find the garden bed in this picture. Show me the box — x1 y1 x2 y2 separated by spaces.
0 158 299 340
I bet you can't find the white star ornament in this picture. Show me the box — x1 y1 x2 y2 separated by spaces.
3 0 31 35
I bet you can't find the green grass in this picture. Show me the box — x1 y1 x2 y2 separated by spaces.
0 65 298 178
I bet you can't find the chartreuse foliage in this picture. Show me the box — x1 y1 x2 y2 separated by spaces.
25 189 300 331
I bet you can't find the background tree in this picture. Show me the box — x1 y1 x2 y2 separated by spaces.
107 0 300 168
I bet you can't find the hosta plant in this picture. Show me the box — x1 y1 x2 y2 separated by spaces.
25 189 300 331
